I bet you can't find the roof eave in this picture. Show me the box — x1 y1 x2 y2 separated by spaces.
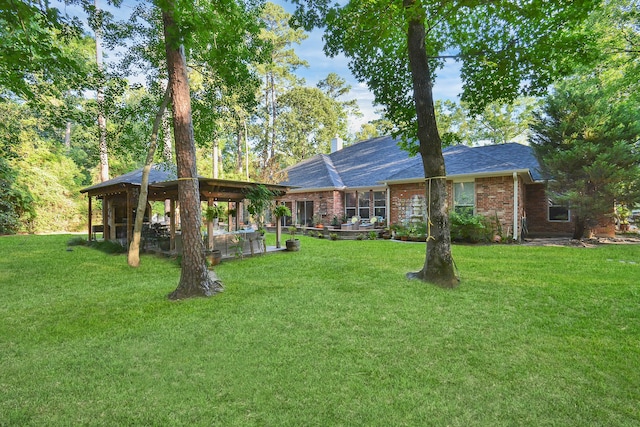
381 169 536 185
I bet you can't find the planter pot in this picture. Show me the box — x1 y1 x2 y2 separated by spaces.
205 249 222 267
286 239 300 252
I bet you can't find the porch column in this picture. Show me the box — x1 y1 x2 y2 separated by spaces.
513 172 519 241
87 196 93 242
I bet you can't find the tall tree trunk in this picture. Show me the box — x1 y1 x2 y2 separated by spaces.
270 73 276 160
95 0 109 182
404 0 458 288
573 215 586 240
162 110 173 161
263 73 270 169
128 85 171 267
64 121 72 148
161 2 223 299
212 139 219 179
236 118 244 174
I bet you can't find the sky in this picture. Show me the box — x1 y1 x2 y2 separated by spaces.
58 0 463 135
276 1 463 134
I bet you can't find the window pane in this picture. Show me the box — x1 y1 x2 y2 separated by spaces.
374 207 386 218
359 192 370 207
346 208 356 218
345 192 356 208
549 206 569 221
359 208 370 219
454 182 474 206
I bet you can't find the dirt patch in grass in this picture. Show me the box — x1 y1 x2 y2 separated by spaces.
523 235 640 248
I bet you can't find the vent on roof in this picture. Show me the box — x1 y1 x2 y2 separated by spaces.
331 136 343 153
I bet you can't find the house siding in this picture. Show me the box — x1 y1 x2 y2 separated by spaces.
475 175 524 238
278 190 343 226
524 183 615 237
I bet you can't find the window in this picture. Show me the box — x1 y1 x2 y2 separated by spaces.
453 181 475 215
548 199 570 222
345 192 357 219
358 192 370 219
296 201 314 226
374 191 386 219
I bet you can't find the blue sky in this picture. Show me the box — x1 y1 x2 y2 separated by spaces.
58 0 463 134
276 1 463 133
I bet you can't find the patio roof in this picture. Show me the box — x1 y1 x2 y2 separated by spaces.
80 165 289 201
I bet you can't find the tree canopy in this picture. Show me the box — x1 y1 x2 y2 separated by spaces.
291 0 600 286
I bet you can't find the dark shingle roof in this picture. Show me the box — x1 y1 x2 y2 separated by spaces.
80 164 177 193
280 137 542 190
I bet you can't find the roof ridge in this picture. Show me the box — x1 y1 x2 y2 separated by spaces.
319 154 345 188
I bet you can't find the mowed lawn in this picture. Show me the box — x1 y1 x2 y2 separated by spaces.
1 234 639 426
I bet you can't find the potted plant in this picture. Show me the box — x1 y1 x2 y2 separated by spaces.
272 204 291 249
203 204 226 257
312 213 324 228
286 225 300 251
246 184 274 231
331 215 341 229
616 205 631 232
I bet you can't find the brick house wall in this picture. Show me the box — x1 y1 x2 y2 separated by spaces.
279 177 614 237
474 175 525 238
524 183 615 237
277 190 343 226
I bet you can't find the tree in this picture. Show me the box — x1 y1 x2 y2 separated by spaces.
292 0 599 287
317 72 361 140
530 78 640 239
160 0 222 299
254 2 308 178
278 86 340 162
127 85 171 267
434 98 539 146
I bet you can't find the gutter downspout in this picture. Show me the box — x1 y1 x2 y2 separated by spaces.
513 172 519 241
386 185 391 227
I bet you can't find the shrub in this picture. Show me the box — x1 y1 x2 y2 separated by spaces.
329 233 338 240
449 212 492 243
368 231 377 240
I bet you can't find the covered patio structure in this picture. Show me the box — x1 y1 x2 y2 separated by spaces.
80 165 288 252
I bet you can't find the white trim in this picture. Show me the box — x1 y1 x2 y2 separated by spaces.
380 169 536 186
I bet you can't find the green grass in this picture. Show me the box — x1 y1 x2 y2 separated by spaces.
1 234 639 426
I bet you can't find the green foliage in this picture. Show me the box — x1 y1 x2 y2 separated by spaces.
292 0 599 151
329 232 338 240
245 184 275 229
435 97 540 146
530 76 640 236
0 157 35 234
204 204 226 222
368 230 377 240
277 86 341 160
449 212 493 243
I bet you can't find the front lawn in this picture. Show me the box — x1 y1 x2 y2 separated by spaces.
1 234 638 426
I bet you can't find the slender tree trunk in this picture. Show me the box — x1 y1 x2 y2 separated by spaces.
128 84 171 267
404 0 458 288
270 73 276 160
236 119 244 174
263 73 270 169
64 121 72 148
162 2 223 299
573 215 586 240
162 109 173 161
95 0 109 182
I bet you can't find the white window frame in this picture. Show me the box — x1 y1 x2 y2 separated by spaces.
453 181 475 215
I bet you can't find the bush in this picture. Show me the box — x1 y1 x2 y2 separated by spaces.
449 212 493 243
